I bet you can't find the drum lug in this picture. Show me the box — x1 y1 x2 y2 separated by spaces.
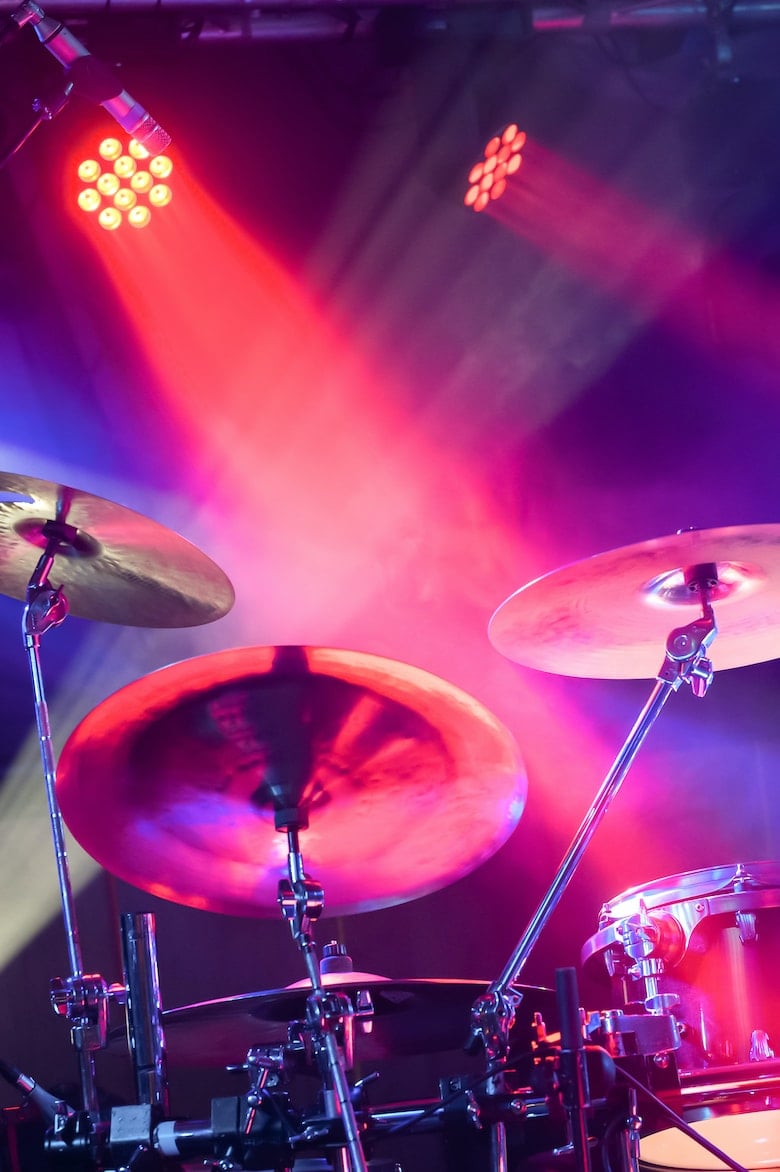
735 910 758 944
749 1028 775 1061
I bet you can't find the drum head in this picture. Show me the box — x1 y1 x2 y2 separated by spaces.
641 1110 780 1171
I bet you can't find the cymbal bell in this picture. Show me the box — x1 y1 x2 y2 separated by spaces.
0 470 234 626
150 977 558 1067
56 646 526 916
489 524 780 678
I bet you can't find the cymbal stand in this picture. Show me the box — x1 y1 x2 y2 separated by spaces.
471 582 717 1062
277 815 368 1172
470 573 719 1171
23 527 106 1118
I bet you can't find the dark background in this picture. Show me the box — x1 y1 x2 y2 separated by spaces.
2 3 780 1166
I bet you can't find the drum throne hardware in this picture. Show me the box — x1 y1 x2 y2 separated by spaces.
0 473 234 1147
473 528 780 1172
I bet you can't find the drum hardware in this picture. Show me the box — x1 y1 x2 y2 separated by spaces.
0 473 233 1133
466 591 718 1081
474 527 780 1172
583 863 780 1069
585 1010 681 1062
274 810 368 1172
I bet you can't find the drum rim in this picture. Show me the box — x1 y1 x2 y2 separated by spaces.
597 861 780 921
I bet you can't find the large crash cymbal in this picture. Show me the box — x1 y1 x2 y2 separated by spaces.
489 524 780 679
152 976 558 1067
56 646 526 915
0 471 234 626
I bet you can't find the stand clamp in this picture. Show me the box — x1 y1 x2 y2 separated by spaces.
50 975 126 1055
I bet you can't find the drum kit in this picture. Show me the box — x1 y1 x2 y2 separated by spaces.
1 471 780 1172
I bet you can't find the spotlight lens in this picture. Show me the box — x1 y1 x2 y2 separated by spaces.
149 183 172 207
99 137 123 161
114 155 137 178
468 161 485 185
507 154 523 176
97 173 120 196
128 138 150 160
502 123 520 145
114 188 137 210
77 188 101 213
484 136 501 159
98 207 122 231
474 191 490 213
491 178 507 201
130 170 153 194
149 155 173 179
128 206 152 228
464 185 479 208
77 159 100 183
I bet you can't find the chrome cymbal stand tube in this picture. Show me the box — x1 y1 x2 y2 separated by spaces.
23 528 102 1118
120 912 169 1113
470 574 719 1172
278 816 368 1172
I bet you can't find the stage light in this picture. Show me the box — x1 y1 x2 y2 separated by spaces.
114 155 137 179
98 206 122 231
149 183 172 208
75 135 174 230
99 137 123 162
130 171 153 195
465 123 526 212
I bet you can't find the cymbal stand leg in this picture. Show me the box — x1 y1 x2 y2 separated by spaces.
22 540 101 1118
278 824 368 1172
469 598 718 1064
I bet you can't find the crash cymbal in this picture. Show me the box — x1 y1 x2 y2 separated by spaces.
56 646 526 915
0 471 234 626
151 977 558 1067
489 524 780 679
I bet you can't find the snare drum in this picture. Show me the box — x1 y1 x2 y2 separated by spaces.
582 863 780 1070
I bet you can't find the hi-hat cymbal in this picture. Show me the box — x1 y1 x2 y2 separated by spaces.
489 524 780 679
151 977 558 1067
0 471 234 626
56 647 526 916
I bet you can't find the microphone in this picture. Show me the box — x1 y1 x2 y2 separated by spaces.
10 0 171 154
0 1058 76 1123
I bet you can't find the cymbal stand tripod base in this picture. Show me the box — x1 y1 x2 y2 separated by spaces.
277 819 368 1172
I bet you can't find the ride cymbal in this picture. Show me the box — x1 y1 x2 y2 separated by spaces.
154 977 558 1067
489 524 780 678
56 646 526 915
0 470 234 626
